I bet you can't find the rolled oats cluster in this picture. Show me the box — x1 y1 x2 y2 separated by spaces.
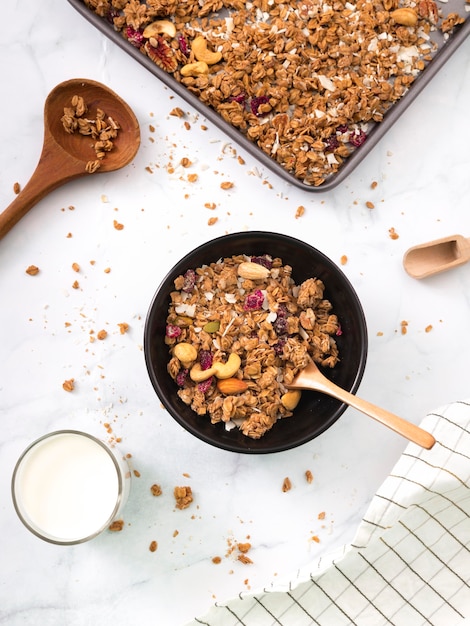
165 254 341 439
82 0 464 186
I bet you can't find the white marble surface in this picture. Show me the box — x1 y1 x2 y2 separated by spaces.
1 2 470 624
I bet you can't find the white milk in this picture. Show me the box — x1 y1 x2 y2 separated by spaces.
13 431 123 543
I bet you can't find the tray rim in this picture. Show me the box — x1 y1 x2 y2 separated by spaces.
67 0 470 192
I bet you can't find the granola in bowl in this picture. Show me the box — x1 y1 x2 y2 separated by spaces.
165 254 341 439
76 0 466 187
144 232 368 454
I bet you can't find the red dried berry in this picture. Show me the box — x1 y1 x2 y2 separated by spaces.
251 255 273 269
273 315 288 335
126 26 144 48
324 136 340 152
197 376 213 394
182 269 196 293
177 34 189 56
166 324 182 338
336 124 349 134
199 350 213 371
244 289 265 311
250 96 270 117
229 93 247 105
336 325 343 336
176 368 189 386
350 130 367 147
273 336 287 356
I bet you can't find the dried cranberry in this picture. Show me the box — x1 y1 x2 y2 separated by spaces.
277 303 288 318
177 34 189 56
182 269 196 293
197 376 213 394
273 315 288 335
251 255 273 269
199 350 213 371
273 336 287 356
336 124 349 134
229 93 246 105
105 9 120 25
250 96 270 117
324 136 339 152
244 289 265 311
350 130 367 147
125 26 144 48
336 325 343 336
176 368 189 386
166 324 182 338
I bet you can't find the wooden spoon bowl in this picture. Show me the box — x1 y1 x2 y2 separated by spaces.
0 78 140 240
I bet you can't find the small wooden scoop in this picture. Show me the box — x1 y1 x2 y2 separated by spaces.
0 78 140 240
288 358 435 449
403 234 470 279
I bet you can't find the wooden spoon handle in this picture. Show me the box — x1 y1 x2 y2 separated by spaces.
0 140 85 240
322 382 435 449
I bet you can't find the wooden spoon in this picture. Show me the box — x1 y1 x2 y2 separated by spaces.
287 358 436 449
0 78 140 240
403 235 470 279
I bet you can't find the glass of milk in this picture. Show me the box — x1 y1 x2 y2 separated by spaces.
11 430 130 545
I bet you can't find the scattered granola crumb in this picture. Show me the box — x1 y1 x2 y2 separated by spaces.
101 194 108 203
400 320 408 335
62 378 75 392
113 220 124 230
174 486 193 509
149 540 158 552
13 181 20 194
425 324 433 333
25 265 39 276
238 542 251 553
282 477 292 492
389 227 399 240
238 554 253 564
340 255 348 265
184 121 191 131
173 530 179 537
66 233 73 238
104 267 111 274
187 173 198 183
377 331 384 336
212 556 222 564
305 470 313 484
133 469 141 478
109 520 124 532
318 511 326 520
311 535 320 543
72 262 80 272
180 157 192 167
118 322 129 334
371 181 378 189
170 107 184 118
220 181 234 190
204 202 217 210
97 329 108 340
366 201 375 209
151 484 162 496
295 205 305 219
72 280 80 290
208 217 218 226
237 156 245 165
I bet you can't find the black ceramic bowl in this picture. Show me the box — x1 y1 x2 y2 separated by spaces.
144 232 368 454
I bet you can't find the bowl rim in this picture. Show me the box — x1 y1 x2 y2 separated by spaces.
144 230 368 453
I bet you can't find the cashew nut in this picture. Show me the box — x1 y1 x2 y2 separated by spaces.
189 352 242 382
143 20 176 39
191 36 222 65
281 390 302 411
213 353 242 379
180 61 209 77
174 342 198 368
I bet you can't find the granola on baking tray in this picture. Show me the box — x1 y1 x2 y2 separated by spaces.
81 0 465 186
165 254 341 439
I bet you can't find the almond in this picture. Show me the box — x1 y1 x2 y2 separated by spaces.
237 261 270 280
390 7 418 26
216 378 248 395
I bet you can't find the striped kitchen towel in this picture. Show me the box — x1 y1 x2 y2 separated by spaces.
189 399 470 626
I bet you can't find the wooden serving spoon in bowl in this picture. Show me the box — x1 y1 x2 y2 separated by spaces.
287 358 436 449
0 78 140 240
403 234 470 279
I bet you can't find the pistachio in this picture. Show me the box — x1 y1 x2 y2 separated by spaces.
203 320 220 333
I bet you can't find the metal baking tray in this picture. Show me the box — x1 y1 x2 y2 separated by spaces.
68 0 470 191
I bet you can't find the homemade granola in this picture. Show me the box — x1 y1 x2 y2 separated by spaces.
165 254 340 438
80 0 465 186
